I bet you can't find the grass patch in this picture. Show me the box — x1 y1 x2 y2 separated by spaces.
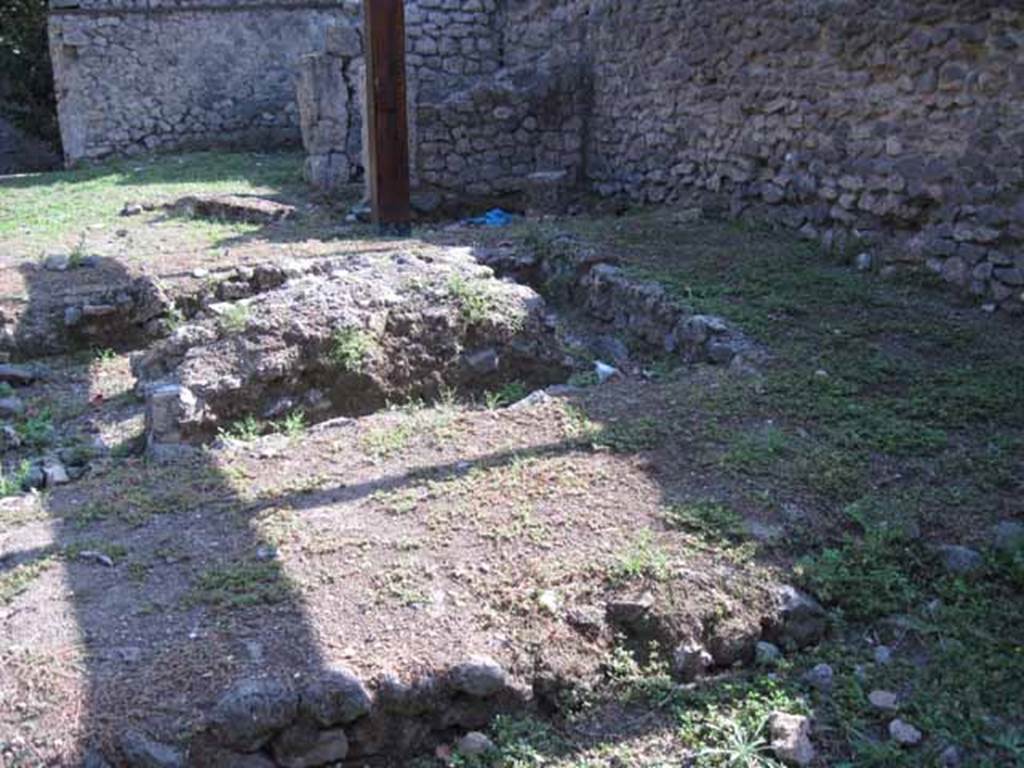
605 641 676 706
665 500 746 545
676 676 806 767
361 420 416 459
796 521 924 622
446 715 567 768
15 409 54 449
448 274 496 325
372 564 429 606
611 529 671 583
275 409 308 438
562 407 664 454
219 414 263 442
0 553 56 604
188 560 289 609
0 460 32 497
721 425 789 472
0 151 304 252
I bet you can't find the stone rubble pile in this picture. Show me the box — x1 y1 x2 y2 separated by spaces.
132 246 570 454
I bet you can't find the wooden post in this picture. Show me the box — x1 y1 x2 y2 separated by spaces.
363 0 412 236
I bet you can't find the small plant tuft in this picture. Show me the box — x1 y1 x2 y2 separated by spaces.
16 410 54 449
218 302 251 334
611 529 671 583
666 500 747 544
447 274 495 325
329 326 375 373
483 381 528 410
0 461 32 497
276 409 308 438
219 414 263 442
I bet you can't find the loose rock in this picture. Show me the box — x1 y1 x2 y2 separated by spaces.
707 616 760 667
42 458 70 487
0 364 39 386
299 666 372 727
1 425 22 450
119 729 185 768
207 679 299 751
868 689 899 710
991 521 1024 553
168 194 297 225
755 641 782 667
802 663 834 692
43 253 71 272
0 397 25 418
939 744 963 767
769 712 815 767
889 718 923 746
448 656 507 697
935 545 984 574
456 731 495 756
79 550 115 567
672 641 714 682
767 585 828 650
272 722 348 768
855 252 874 271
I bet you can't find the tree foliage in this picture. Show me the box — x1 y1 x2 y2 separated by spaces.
0 0 58 143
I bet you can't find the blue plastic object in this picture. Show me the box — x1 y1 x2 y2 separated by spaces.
467 208 514 227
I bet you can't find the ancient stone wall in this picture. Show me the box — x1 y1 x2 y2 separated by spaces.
47 0 505 164
505 0 1024 309
49 0 1024 307
294 0 586 208
47 0 356 162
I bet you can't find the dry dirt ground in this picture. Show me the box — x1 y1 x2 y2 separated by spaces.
0 152 1022 768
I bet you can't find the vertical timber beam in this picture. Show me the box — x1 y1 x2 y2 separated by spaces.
363 0 412 236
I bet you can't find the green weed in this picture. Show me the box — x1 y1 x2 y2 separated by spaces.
484 381 528 410
666 500 747 545
218 303 250 334
611 529 671 583
796 526 923 621
219 414 263 441
0 460 32 496
276 409 308 438
92 346 117 364
722 426 789 472
0 552 55 604
448 274 495 325
695 717 777 768
361 421 415 458
605 641 675 705
329 326 375 373
0 151 305 252
16 409 54 449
